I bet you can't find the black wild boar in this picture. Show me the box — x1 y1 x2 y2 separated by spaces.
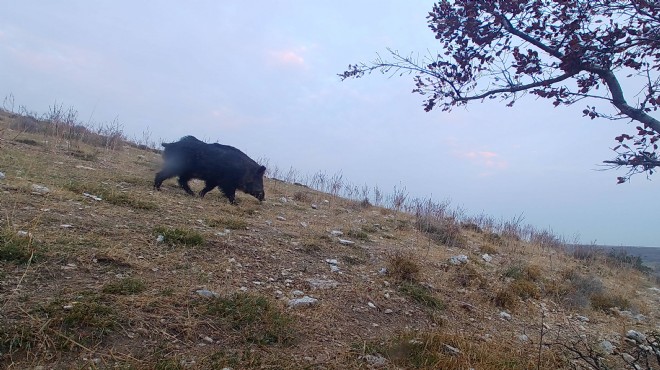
153 136 266 203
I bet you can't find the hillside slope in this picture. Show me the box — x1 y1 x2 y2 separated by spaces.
1 111 659 369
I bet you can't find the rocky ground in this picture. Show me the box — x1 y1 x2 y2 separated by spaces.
0 111 659 369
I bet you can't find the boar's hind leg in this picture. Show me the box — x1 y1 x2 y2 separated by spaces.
199 182 216 198
177 175 196 196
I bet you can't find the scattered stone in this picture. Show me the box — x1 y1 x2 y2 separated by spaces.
449 255 469 265
620 310 647 322
325 259 339 265
196 289 219 298
17 230 31 238
75 165 96 170
460 302 477 312
648 287 660 293
300 222 308 228
61 263 77 270
499 311 512 321
338 238 355 245
83 192 103 201
626 330 646 344
311 204 318 209
31 184 50 195
60 224 73 228
239 286 248 292
481 254 493 262
362 354 388 367
0 171 5 180
443 344 461 355
378 267 387 275
288 296 318 308
215 229 231 236
600 340 615 355
330 230 343 236
384 309 393 314
622 353 635 363
576 315 589 323
291 290 305 297
276 216 286 221
517 334 529 342
279 197 288 203
306 278 339 289
199 335 214 344
156 234 165 243
368 302 376 309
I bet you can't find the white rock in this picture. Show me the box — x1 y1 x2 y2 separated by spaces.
0 171 5 179
517 334 529 342
384 309 393 314
311 204 318 209
576 315 589 322
443 344 461 355
325 259 339 265
481 254 493 262
622 353 635 363
288 296 319 308
449 255 469 265
362 354 387 367
279 197 288 203
330 230 343 236
379 267 387 275
196 289 219 298
500 311 512 321
17 230 31 238
330 265 340 273
626 330 646 344
368 302 376 309
600 340 615 354
291 290 305 297
276 216 286 221
83 192 103 201
156 234 165 243
307 278 339 289
338 238 355 245
31 184 50 195
300 222 308 228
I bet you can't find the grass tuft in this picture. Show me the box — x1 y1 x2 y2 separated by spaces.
204 293 296 345
387 252 420 282
154 226 204 247
207 216 248 230
399 283 445 310
0 228 39 264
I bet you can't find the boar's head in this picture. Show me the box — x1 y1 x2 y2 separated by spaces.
244 165 266 201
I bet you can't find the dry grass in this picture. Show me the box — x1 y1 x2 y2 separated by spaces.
1 110 659 369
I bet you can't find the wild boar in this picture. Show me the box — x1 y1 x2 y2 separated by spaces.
154 136 266 203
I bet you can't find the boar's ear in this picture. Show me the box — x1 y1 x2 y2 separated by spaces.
257 165 266 176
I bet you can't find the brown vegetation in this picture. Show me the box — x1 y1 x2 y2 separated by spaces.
1 109 659 369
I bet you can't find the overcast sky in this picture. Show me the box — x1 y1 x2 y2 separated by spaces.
1 1 657 247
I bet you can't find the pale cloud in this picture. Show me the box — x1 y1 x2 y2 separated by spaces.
456 150 508 173
268 49 307 69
